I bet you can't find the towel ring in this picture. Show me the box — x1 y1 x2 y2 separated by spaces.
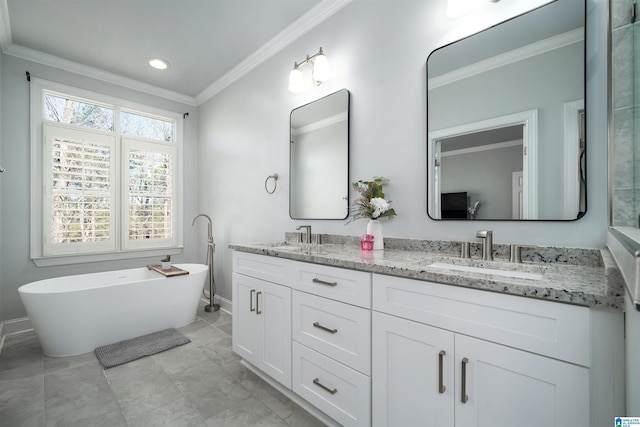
265 174 278 194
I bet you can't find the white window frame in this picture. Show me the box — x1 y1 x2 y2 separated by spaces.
30 78 184 266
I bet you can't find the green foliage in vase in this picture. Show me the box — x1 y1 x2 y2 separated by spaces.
349 177 397 222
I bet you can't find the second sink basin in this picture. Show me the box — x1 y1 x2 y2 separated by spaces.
428 262 544 281
266 243 303 252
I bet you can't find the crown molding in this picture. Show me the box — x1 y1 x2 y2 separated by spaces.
0 0 12 52
428 27 584 90
194 0 353 105
441 139 522 157
292 111 347 135
3 44 198 106
0 0 351 107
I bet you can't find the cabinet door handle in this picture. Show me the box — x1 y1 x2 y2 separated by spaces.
438 350 446 394
312 278 337 287
313 378 337 395
461 357 469 403
313 322 338 334
249 289 256 312
256 291 262 314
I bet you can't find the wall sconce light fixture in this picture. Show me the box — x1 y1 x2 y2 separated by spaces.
288 47 331 93
446 0 499 18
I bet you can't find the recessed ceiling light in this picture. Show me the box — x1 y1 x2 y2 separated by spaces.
148 58 169 70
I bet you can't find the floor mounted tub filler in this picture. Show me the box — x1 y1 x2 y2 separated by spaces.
18 263 208 356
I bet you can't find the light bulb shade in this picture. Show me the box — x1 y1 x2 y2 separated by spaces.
288 68 305 93
312 54 331 82
446 0 476 17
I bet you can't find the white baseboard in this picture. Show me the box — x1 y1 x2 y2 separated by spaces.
200 294 232 314
1 317 32 335
0 317 33 355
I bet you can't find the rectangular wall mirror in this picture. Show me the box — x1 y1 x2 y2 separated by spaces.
427 0 585 221
290 89 350 220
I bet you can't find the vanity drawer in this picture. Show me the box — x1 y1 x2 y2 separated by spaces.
232 251 290 284
292 342 370 427
372 274 590 366
292 291 371 375
289 261 371 308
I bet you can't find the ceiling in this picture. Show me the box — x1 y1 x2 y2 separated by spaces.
0 0 350 105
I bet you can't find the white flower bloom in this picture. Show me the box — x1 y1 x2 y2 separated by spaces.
357 182 368 191
370 197 390 218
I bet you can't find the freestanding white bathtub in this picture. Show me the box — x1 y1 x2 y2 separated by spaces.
18 263 208 357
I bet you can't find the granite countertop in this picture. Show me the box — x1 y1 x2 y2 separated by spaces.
229 236 625 310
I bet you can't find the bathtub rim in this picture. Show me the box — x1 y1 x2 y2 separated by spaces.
18 263 208 295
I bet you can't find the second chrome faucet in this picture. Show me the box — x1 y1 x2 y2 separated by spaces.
475 230 493 261
296 225 312 244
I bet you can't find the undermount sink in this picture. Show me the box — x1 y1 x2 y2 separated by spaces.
428 262 544 281
266 243 304 252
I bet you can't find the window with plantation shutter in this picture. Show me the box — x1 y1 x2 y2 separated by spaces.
31 78 183 264
123 138 178 250
43 125 116 255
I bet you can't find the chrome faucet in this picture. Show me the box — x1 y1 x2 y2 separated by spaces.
296 225 312 244
476 230 494 261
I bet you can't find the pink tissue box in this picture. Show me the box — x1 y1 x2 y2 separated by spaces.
360 234 374 251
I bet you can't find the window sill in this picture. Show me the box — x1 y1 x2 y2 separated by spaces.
31 247 183 267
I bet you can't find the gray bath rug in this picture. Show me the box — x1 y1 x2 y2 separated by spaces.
95 328 191 369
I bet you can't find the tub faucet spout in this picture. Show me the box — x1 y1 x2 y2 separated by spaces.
192 214 213 243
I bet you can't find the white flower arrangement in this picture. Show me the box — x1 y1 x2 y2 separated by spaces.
349 177 397 221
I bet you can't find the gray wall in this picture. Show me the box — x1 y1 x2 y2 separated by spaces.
442 145 522 219
198 0 609 304
0 55 199 321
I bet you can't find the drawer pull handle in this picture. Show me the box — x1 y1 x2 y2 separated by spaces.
438 350 446 394
313 378 337 395
313 322 338 334
312 278 337 287
461 357 469 403
256 291 262 315
250 289 255 312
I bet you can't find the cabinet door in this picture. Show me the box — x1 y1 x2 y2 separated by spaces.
232 273 292 388
372 312 455 427
455 334 589 427
257 279 292 388
232 273 261 364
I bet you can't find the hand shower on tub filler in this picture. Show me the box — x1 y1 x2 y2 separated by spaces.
192 214 219 312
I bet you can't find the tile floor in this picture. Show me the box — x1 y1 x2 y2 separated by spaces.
0 308 326 427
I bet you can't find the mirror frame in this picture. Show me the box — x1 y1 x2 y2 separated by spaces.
426 0 586 221
289 89 351 220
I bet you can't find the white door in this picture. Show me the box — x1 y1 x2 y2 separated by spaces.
258 280 292 388
372 312 455 427
454 334 589 427
232 273 261 364
512 171 523 219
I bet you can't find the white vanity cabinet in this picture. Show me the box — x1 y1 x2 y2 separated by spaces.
232 252 292 388
231 250 620 427
372 274 590 427
290 262 372 427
